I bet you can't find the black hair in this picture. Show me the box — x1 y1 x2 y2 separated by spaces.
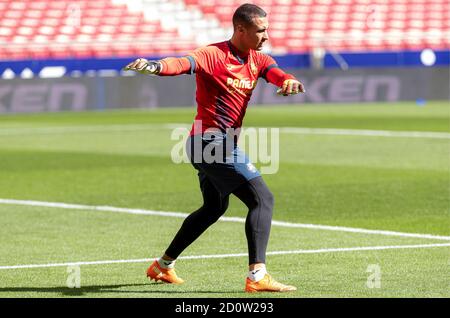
232 3 267 29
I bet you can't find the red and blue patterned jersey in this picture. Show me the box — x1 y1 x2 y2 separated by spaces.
186 41 278 135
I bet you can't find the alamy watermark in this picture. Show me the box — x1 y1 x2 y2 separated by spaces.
366 264 381 289
365 4 382 29
66 3 81 28
66 265 81 288
170 120 280 174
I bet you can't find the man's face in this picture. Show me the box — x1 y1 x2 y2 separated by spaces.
240 16 269 51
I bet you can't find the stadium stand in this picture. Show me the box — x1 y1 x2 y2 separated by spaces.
0 0 448 59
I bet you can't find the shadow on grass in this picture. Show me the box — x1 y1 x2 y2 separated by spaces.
0 283 243 296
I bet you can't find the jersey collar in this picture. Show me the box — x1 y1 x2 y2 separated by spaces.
227 40 248 65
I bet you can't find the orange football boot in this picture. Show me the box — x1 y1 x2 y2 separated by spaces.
245 273 296 293
146 260 184 284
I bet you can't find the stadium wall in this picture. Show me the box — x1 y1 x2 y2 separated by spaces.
0 67 448 113
1 50 449 75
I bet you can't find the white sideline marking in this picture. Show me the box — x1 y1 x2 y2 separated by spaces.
279 127 450 139
1 198 450 242
0 124 169 136
0 124 448 139
0 243 449 270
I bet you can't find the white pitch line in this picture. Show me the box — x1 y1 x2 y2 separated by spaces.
0 124 448 139
0 243 449 270
1 198 450 242
279 127 450 139
0 124 176 136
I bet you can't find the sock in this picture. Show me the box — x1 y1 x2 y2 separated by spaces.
248 265 267 282
157 257 176 269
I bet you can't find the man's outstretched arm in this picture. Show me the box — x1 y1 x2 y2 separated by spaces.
124 57 192 76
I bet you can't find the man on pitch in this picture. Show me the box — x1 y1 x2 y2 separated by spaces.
125 3 305 292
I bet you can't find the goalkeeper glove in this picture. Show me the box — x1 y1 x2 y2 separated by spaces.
124 58 162 75
277 79 305 96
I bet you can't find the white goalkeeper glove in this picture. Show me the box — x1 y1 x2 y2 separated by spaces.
277 79 306 96
123 58 162 75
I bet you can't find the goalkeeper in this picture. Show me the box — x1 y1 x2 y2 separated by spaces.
124 3 305 293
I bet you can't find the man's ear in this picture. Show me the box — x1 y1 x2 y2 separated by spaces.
236 24 246 34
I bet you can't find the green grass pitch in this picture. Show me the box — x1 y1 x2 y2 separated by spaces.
0 101 448 298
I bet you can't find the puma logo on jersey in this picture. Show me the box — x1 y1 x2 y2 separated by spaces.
226 77 257 90
226 64 241 71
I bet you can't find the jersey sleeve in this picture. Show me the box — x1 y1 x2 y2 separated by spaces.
186 46 219 75
159 57 192 76
257 53 296 87
257 54 279 81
